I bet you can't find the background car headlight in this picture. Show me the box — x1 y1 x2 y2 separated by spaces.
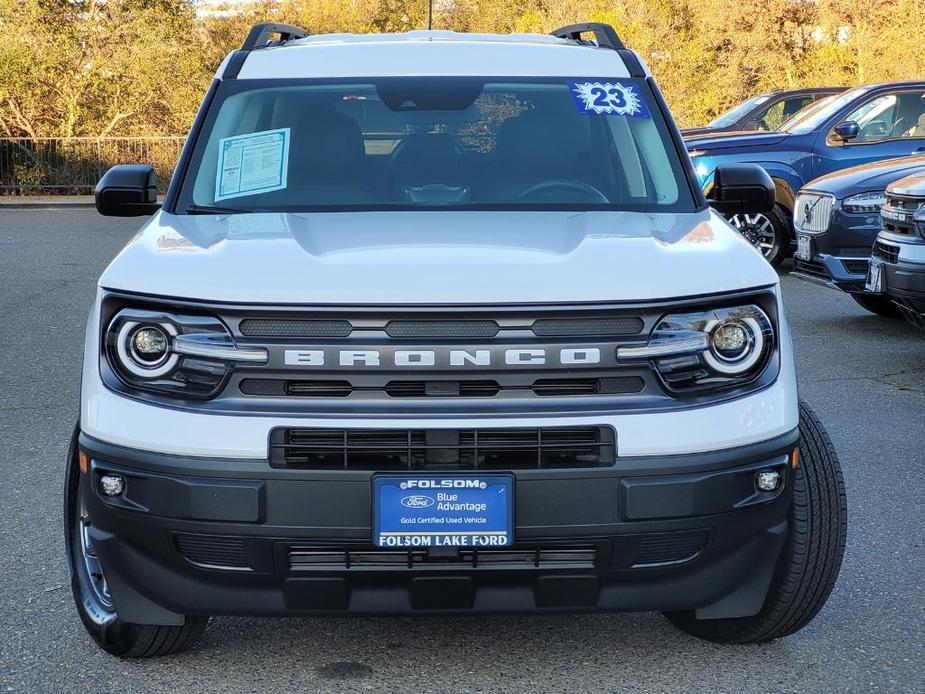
618 304 774 392
843 191 887 214
105 307 265 399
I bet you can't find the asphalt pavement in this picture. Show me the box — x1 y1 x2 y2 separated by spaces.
0 209 922 693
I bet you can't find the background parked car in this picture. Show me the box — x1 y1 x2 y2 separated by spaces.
686 81 925 265
791 154 925 317
681 87 845 137
868 174 925 329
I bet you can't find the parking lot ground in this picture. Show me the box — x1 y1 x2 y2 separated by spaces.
0 209 922 693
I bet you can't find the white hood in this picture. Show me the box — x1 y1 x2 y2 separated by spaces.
98 209 778 305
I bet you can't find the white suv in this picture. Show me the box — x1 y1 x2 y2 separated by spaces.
67 23 846 657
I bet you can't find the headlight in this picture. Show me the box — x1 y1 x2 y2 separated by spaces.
105 308 266 399
618 304 774 392
843 191 887 214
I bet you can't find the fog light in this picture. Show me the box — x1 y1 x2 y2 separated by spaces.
99 474 125 497
756 470 781 492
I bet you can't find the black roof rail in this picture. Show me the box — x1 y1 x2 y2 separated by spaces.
241 23 308 51
551 23 625 51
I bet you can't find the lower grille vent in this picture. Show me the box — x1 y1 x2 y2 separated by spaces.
842 259 870 275
175 534 250 570
633 530 709 567
271 426 616 470
289 546 597 571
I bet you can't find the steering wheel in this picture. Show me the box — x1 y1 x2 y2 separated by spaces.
513 179 610 203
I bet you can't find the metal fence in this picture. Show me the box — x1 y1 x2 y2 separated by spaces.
0 137 186 195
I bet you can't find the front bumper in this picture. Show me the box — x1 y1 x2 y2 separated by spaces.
791 205 882 293
79 429 798 623
872 237 925 325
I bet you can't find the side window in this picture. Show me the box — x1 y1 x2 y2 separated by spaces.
837 91 925 142
757 97 812 131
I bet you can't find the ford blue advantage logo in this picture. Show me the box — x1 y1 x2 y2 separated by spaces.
401 495 435 509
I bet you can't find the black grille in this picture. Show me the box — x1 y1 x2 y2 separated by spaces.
633 530 709 567
385 320 499 338
271 426 616 469
531 316 643 336
384 380 501 398
532 376 644 396
239 319 352 337
175 535 250 570
872 241 900 264
289 546 597 571
240 379 353 397
241 378 643 399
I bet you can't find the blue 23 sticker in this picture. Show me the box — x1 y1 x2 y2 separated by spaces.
569 81 650 117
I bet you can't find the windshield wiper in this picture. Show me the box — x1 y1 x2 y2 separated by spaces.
185 204 253 215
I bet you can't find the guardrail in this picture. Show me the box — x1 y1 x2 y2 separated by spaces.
0 137 185 194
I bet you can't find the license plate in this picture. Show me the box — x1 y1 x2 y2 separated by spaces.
796 234 812 261
373 475 513 548
865 259 884 293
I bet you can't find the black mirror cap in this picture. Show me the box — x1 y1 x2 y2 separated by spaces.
707 163 775 216
95 165 160 217
833 120 860 142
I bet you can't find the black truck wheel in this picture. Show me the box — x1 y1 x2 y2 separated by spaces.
851 293 902 319
65 426 208 658
663 401 847 643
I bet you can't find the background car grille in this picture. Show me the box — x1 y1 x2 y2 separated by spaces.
872 240 900 264
270 426 616 469
882 195 923 237
794 192 834 233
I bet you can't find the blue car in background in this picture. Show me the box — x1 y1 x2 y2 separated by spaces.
686 81 925 265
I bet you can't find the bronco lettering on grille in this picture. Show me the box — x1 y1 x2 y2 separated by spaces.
282 347 604 369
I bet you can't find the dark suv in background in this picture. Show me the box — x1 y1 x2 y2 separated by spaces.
681 87 844 137
791 155 925 317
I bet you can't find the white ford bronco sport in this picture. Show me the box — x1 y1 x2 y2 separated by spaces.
68 23 847 657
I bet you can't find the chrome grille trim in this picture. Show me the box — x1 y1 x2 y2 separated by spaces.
794 192 834 234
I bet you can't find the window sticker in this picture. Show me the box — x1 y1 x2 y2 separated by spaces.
215 128 290 201
568 81 650 118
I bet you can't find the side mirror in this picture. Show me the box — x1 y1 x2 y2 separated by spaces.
706 163 775 215
832 120 860 143
95 165 160 217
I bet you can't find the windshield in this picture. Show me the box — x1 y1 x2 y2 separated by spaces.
780 88 868 134
706 94 772 128
176 77 694 213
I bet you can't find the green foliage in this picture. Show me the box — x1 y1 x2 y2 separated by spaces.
0 0 923 136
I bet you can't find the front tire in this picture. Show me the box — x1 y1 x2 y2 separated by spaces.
851 293 902 319
65 426 208 657
728 204 790 267
663 401 847 643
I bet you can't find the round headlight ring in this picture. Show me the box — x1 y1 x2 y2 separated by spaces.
703 315 766 375
115 320 179 378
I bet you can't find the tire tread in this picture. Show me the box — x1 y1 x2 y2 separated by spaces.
665 401 847 643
